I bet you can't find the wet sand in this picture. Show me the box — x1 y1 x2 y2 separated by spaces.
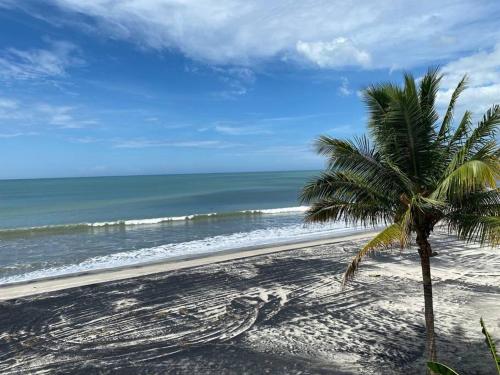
0 232 498 374
0 231 377 301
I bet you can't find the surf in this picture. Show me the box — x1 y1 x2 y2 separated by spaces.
0 206 311 237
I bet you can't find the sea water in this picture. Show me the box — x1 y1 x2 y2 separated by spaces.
0 171 363 284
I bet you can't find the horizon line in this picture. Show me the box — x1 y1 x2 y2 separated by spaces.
0 168 321 182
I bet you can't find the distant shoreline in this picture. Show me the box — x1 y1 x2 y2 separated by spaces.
0 230 377 301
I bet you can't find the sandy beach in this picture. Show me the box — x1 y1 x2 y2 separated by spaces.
0 231 499 374
0 231 376 301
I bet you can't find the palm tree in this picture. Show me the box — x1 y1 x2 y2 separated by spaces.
301 68 499 366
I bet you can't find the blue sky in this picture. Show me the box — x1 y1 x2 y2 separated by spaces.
0 1 499 179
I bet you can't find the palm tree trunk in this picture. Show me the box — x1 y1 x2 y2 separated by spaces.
416 231 437 365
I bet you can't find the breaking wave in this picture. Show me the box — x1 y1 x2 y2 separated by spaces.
0 206 310 237
0 219 364 285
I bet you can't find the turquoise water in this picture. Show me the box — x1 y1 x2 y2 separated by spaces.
0 171 361 284
0 172 315 229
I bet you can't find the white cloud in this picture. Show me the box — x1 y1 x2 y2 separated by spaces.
441 45 500 88
216 67 255 97
337 77 353 96
233 144 322 164
214 124 271 135
257 114 329 122
437 84 500 115
14 0 496 70
36 104 97 128
186 65 256 98
163 123 193 130
296 38 370 68
68 136 101 144
0 39 84 81
0 98 22 120
0 98 18 109
437 44 500 115
0 132 38 138
0 97 97 129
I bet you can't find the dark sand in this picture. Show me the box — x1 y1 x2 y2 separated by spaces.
0 233 498 374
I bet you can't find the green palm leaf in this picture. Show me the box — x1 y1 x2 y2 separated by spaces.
438 75 468 139
343 223 404 285
426 362 460 375
480 318 500 374
448 110 472 151
432 159 499 200
314 135 410 196
305 198 393 227
449 105 500 169
445 214 500 245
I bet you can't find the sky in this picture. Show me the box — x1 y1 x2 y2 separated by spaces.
0 1 499 179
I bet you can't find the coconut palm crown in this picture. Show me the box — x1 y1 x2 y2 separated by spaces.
301 67 500 364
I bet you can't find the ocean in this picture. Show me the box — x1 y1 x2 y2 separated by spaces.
0 171 363 285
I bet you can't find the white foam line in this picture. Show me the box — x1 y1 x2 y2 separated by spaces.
2 206 311 232
90 214 217 227
91 206 310 227
0 231 379 301
239 206 310 215
0 221 364 285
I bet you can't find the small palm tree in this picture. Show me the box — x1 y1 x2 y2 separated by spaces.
301 68 499 366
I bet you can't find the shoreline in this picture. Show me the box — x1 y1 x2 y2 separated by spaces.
0 230 378 301
1 232 497 374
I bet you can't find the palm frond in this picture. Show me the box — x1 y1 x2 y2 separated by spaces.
304 197 393 226
448 110 472 149
315 135 374 160
480 318 500 373
426 362 460 375
378 75 440 181
444 189 500 244
419 67 441 136
419 66 442 113
382 157 418 194
300 171 392 206
449 105 500 169
398 206 413 248
363 83 403 159
343 224 403 285
314 135 410 196
432 159 499 200
444 214 500 246
438 75 468 139
448 188 500 215
362 83 395 126
436 105 498 193
388 91 421 177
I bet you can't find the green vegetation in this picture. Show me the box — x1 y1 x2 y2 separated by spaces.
481 317 500 374
301 67 500 370
427 318 500 374
426 362 460 375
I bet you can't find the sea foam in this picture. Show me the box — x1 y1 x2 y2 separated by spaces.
91 206 310 226
0 219 362 285
0 206 311 235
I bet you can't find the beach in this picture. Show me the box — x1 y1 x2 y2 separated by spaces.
2 3 499 374
1 231 498 374
0 231 376 301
